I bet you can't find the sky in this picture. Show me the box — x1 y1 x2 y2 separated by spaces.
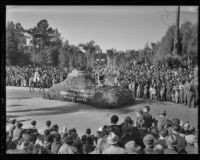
6 6 198 52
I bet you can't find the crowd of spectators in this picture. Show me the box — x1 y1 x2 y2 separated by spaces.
6 65 69 88
6 105 198 154
6 63 198 108
94 63 198 108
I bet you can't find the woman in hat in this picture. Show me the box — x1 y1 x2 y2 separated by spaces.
102 132 126 154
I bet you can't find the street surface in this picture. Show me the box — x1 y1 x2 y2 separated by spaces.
6 86 198 136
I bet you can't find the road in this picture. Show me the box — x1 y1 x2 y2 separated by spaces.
6 86 198 136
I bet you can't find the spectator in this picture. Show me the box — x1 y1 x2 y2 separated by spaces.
143 105 153 128
143 134 157 154
51 134 62 154
155 129 168 149
172 125 187 154
164 134 178 154
156 110 167 132
83 136 95 154
40 120 51 135
154 144 164 154
58 135 78 154
125 141 143 154
110 115 121 137
102 132 126 154
12 122 23 141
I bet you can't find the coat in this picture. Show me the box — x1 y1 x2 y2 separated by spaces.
102 145 127 154
164 148 178 154
58 143 78 154
143 112 153 128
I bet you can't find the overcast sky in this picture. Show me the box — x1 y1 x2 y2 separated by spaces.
6 6 198 52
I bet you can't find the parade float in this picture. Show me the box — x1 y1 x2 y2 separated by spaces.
43 51 135 108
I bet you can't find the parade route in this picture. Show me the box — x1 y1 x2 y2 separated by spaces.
6 86 198 136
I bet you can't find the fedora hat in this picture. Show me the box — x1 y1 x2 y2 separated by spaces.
107 132 119 145
143 134 154 146
165 134 177 147
65 135 74 144
125 141 141 152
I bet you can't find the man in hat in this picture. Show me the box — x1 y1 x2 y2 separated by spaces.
171 125 187 154
143 134 157 154
125 140 143 154
154 129 168 149
102 132 126 154
164 134 178 154
58 135 78 154
94 125 112 153
154 144 164 154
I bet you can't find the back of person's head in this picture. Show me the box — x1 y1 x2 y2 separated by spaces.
150 127 159 139
46 120 51 127
172 118 180 126
173 125 181 133
53 134 61 142
102 125 111 136
52 124 59 132
124 116 134 125
160 129 168 138
31 120 36 126
154 144 164 154
111 115 119 124
86 128 91 135
44 129 50 136
144 105 150 112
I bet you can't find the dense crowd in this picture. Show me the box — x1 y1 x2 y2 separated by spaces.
95 63 198 108
6 63 198 108
6 65 69 89
6 105 198 154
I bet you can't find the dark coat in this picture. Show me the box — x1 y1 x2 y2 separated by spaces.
143 112 153 128
173 133 187 153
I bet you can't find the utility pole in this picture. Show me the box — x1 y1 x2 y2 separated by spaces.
173 6 180 56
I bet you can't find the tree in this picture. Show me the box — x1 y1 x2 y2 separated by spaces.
47 29 63 66
106 48 118 68
6 21 27 65
79 40 102 70
59 41 80 68
26 19 56 66
154 25 176 63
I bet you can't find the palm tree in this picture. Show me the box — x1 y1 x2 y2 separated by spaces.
106 48 117 68
79 40 101 70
